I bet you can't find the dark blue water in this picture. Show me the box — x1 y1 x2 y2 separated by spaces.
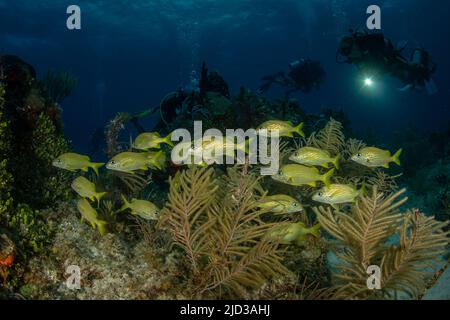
1 0 449 152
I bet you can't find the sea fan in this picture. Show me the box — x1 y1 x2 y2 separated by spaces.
158 165 289 298
314 187 449 299
307 118 345 156
157 167 217 272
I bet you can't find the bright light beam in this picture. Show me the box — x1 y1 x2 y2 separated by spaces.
364 78 373 87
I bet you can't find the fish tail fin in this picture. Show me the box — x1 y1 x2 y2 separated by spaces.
96 192 107 202
91 162 104 176
96 220 108 236
147 150 165 170
392 148 402 166
294 122 305 137
120 194 130 211
333 154 341 170
309 223 321 238
322 168 335 188
164 132 174 147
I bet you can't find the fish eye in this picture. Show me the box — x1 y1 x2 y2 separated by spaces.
318 192 323 197
357 153 362 157
110 160 116 165
293 203 298 207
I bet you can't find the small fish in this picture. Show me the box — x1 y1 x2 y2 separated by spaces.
53 153 104 175
289 147 340 169
268 222 321 246
257 120 305 138
133 132 174 151
106 150 166 173
257 194 303 214
312 184 362 207
71 176 107 203
351 147 402 168
76 198 107 236
120 195 159 220
271 164 335 188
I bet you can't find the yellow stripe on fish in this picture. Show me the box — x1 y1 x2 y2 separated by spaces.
351 147 402 169
71 176 107 203
106 150 166 173
257 120 305 138
257 194 303 214
289 147 340 169
133 132 174 151
53 153 104 175
312 184 361 207
271 164 335 187
76 198 108 236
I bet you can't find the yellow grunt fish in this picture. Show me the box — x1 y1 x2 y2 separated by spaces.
289 147 340 169
351 147 402 168
71 176 107 203
257 194 303 214
271 164 335 188
120 195 159 221
268 222 321 246
312 184 361 208
53 153 104 175
133 132 173 151
257 120 305 138
76 198 108 236
106 150 165 173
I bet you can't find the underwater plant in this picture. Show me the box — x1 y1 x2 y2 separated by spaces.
314 187 449 299
157 165 289 298
306 118 345 156
40 70 77 103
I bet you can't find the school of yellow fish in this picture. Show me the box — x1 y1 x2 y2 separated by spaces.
52 119 402 244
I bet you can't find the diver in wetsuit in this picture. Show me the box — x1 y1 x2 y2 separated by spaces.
258 59 325 96
399 47 437 94
337 30 408 77
337 30 437 94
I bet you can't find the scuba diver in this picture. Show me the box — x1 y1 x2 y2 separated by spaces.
399 47 438 94
258 58 326 97
337 30 437 94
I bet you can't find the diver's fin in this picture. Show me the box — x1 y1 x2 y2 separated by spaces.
399 83 415 92
396 40 409 52
425 79 438 95
392 148 402 166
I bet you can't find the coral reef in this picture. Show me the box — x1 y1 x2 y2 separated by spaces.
0 56 73 295
1 57 449 300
